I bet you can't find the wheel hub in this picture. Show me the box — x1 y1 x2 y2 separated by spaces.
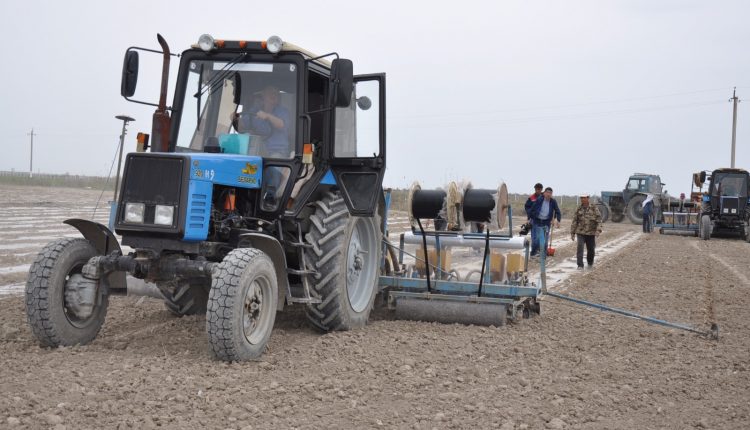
64 274 98 321
243 282 263 340
345 218 378 313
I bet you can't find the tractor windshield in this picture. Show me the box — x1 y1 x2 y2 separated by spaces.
712 173 748 197
175 59 297 159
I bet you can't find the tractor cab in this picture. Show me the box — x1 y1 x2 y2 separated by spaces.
704 168 750 219
116 34 386 250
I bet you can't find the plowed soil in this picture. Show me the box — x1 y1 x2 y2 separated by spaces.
1 185 748 429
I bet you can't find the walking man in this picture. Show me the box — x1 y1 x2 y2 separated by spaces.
570 194 602 269
525 183 544 256
530 187 562 266
642 194 654 233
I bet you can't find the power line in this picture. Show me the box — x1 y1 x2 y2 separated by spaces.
392 87 731 120
392 99 726 129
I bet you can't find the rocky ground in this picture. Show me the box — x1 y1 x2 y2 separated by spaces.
1 185 748 429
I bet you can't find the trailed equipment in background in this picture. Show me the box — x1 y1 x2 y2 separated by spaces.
657 192 700 236
380 182 543 326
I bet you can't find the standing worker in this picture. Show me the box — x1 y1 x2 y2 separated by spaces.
525 183 544 256
530 187 562 265
642 194 654 233
570 194 602 269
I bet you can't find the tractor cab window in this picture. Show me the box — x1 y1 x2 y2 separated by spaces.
176 60 297 159
712 173 747 197
334 79 381 158
626 178 645 192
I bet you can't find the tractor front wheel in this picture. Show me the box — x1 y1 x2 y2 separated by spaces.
626 195 646 224
700 215 712 240
25 238 109 347
304 192 381 331
597 203 610 223
206 248 278 361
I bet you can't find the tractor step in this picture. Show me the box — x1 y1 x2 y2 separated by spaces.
287 241 313 249
287 268 317 276
287 285 321 304
287 296 322 304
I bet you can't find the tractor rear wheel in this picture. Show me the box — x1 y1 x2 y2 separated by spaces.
626 195 646 224
744 222 750 243
700 215 712 240
164 280 209 316
597 203 610 223
206 248 278 361
304 191 381 331
25 238 109 347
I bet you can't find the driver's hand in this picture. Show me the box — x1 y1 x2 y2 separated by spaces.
256 110 268 120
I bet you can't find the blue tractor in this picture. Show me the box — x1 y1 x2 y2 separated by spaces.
695 168 750 241
24 34 387 361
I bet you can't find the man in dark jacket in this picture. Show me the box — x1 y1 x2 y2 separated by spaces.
530 187 562 264
525 183 544 256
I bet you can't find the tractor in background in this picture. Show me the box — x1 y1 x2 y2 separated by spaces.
598 173 668 224
694 168 750 241
24 34 387 361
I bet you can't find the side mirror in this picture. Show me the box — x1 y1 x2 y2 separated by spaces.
356 96 372 110
121 51 139 98
331 58 353 107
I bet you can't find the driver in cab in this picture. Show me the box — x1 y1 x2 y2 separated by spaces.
232 85 291 158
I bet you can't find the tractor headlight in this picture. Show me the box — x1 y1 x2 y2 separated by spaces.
265 35 283 54
198 34 215 52
154 205 175 226
124 203 145 223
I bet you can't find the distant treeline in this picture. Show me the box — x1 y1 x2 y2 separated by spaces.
0 171 114 190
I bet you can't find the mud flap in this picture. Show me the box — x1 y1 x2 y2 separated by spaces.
63 219 127 292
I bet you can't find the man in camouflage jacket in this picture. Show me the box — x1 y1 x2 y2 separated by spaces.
570 194 602 269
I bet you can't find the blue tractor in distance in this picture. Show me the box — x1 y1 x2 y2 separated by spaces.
694 168 750 241
24 34 387 361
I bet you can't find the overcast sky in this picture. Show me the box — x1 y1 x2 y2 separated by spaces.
1 0 749 196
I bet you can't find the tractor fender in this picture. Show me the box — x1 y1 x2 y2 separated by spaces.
237 233 290 311
63 218 127 291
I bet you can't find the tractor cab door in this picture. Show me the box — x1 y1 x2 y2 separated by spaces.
329 74 386 216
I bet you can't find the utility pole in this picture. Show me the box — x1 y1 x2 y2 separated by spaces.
27 128 35 178
114 115 135 202
730 87 740 168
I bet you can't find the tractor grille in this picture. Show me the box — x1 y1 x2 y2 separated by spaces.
720 196 740 216
121 156 183 206
116 154 187 235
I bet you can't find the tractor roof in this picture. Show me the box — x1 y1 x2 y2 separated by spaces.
190 35 332 68
712 167 749 174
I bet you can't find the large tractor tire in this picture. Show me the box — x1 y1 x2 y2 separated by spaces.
700 215 711 240
597 203 610 223
626 194 647 224
164 279 210 316
744 222 750 243
25 238 109 347
304 191 381 331
206 248 278 361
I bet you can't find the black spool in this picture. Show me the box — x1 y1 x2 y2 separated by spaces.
411 189 447 219
463 189 496 223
